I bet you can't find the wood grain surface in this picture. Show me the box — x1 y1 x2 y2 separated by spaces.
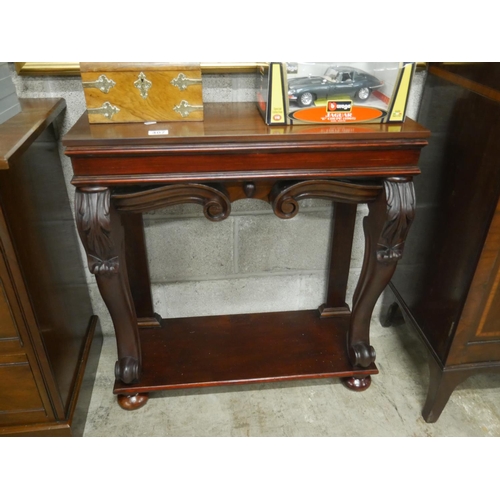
80 64 203 123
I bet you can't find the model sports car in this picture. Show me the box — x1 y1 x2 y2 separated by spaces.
287 66 383 107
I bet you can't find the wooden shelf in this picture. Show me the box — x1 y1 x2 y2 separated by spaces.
114 310 377 395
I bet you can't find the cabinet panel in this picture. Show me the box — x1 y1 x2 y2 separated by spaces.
0 98 102 436
0 354 50 425
0 278 19 340
0 124 96 413
449 198 500 364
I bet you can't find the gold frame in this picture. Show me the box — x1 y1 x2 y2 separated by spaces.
14 62 261 76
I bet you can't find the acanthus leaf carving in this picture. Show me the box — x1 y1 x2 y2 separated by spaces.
75 187 120 276
376 179 416 263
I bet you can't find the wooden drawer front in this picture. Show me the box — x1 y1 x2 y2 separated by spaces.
81 68 203 124
0 354 49 426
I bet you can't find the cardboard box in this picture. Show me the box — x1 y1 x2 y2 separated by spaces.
257 62 415 125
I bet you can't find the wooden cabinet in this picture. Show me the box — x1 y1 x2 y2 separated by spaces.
0 98 102 436
386 63 500 422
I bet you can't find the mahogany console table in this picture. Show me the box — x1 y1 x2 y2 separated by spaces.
63 103 429 410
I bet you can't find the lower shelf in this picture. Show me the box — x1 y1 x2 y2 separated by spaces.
114 309 377 395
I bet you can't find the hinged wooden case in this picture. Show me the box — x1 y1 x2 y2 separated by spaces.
80 62 203 123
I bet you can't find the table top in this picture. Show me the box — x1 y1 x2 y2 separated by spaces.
0 98 66 169
63 102 429 150
64 102 429 185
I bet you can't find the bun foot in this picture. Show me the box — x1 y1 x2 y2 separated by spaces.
342 375 372 392
117 393 149 410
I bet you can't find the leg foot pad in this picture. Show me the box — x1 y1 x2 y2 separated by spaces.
117 393 149 410
342 375 372 392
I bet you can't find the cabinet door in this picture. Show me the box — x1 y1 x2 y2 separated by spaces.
449 197 500 364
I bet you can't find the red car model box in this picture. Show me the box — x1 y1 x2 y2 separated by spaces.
256 62 415 125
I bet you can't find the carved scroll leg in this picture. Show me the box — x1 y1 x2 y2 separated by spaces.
343 177 415 388
75 187 142 386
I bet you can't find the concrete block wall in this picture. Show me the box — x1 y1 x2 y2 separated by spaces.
10 64 426 335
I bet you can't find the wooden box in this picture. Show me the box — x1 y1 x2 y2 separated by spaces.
80 62 203 123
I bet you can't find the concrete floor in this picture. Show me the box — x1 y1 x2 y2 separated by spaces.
83 317 500 437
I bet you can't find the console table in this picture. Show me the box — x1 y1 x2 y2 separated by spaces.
63 103 429 410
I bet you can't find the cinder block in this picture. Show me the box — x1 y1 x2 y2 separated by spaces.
237 212 333 274
145 217 234 281
152 273 328 319
0 93 21 125
0 75 17 99
0 64 20 125
0 63 11 80
143 203 206 218
231 198 272 214
231 198 333 214
202 74 256 103
92 268 386 336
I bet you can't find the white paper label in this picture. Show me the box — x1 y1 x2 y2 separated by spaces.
148 130 169 135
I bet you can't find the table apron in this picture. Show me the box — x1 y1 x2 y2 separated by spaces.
69 148 422 179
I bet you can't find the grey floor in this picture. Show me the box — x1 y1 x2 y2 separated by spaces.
83 316 500 437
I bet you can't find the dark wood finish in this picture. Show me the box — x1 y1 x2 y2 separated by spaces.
75 186 140 384
66 103 427 186
63 102 428 410
113 312 377 394
122 213 159 327
320 202 357 317
0 98 102 436
117 393 149 411
113 183 231 220
387 63 500 422
349 177 415 368
269 179 382 219
341 375 372 392
0 98 66 169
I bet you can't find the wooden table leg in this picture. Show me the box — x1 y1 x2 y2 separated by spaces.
122 212 161 328
319 202 357 317
344 177 416 390
75 187 143 387
422 357 470 423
